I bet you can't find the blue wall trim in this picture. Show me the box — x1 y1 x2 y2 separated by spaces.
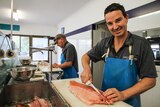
65 0 160 37
127 0 160 18
65 24 96 37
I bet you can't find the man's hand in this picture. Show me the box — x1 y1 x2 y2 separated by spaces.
80 68 92 84
81 53 92 83
103 88 125 104
52 63 59 68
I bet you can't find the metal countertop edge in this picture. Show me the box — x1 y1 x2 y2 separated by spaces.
50 82 71 107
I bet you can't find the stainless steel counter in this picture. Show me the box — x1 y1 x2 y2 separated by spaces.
0 80 70 106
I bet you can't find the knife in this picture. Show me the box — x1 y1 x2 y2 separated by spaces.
86 81 110 103
85 81 102 95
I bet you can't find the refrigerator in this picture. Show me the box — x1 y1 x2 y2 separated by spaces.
92 23 111 89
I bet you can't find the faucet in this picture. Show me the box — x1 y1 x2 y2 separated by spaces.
29 46 57 79
31 49 44 54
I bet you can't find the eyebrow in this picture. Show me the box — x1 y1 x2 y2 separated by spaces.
106 16 123 25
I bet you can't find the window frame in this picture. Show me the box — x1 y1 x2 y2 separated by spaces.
12 34 50 62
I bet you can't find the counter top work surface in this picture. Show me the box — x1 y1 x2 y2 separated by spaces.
51 78 132 107
156 66 160 72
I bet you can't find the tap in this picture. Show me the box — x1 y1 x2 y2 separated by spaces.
30 49 44 56
31 50 44 54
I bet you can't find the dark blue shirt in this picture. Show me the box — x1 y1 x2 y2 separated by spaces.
87 32 157 79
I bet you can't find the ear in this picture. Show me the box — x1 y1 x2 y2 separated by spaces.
126 14 129 19
125 14 129 23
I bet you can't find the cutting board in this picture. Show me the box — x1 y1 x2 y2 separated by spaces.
51 78 132 107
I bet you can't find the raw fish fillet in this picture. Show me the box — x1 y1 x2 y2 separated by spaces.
69 80 108 105
29 96 51 107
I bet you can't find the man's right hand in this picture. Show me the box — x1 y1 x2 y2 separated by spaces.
80 68 92 84
81 53 93 83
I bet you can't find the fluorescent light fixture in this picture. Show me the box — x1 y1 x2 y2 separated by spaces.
13 9 19 21
137 10 160 18
145 36 151 39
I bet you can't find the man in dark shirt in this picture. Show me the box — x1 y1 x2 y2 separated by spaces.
53 34 79 79
80 3 157 107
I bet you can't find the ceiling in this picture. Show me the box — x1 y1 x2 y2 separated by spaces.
0 0 90 26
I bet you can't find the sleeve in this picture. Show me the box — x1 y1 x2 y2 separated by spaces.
138 39 158 78
87 40 107 62
65 45 76 62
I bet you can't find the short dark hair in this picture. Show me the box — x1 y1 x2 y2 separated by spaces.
104 3 127 18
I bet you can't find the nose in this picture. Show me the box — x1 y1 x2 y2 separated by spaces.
112 23 118 30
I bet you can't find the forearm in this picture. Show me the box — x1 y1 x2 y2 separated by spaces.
81 53 93 83
58 61 72 68
81 53 91 71
122 77 156 100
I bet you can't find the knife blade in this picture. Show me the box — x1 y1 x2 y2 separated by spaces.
85 81 102 95
85 81 110 103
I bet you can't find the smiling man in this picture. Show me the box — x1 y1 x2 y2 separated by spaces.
80 3 157 107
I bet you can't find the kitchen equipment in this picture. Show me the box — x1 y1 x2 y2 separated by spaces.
30 46 57 74
9 66 36 81
19 59 32 65
6 49 16 58
38 61 64 80
0 49 5 58
147 37 160 65
0 81 70 107
1 57 15 67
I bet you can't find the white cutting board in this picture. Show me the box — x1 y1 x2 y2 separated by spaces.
51 78 132 107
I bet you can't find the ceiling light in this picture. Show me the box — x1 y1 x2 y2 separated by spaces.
13 9 19 21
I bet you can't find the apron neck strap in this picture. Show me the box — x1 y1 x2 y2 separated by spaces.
129 45 133 60
129 45 132 55
102 45 134 61
102 48 110 58
129 45 134 65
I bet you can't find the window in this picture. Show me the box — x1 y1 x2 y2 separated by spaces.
12 35 49 61
12 35 29 57
32 37 48 61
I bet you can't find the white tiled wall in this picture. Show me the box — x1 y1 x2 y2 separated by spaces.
67 31 92 76
141 71 160 107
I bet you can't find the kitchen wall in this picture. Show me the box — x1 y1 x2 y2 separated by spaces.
57 0 156 33
0 22 57 36
0 21 58 63
128 13 160 32
132 27 160 38
141 72 160 107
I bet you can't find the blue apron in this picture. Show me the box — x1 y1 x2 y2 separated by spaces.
101 46 141 107
60 53 78 79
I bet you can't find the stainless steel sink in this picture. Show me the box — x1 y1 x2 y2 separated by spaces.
0 81 70 107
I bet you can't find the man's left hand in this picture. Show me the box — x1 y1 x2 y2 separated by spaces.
103 88 125 104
